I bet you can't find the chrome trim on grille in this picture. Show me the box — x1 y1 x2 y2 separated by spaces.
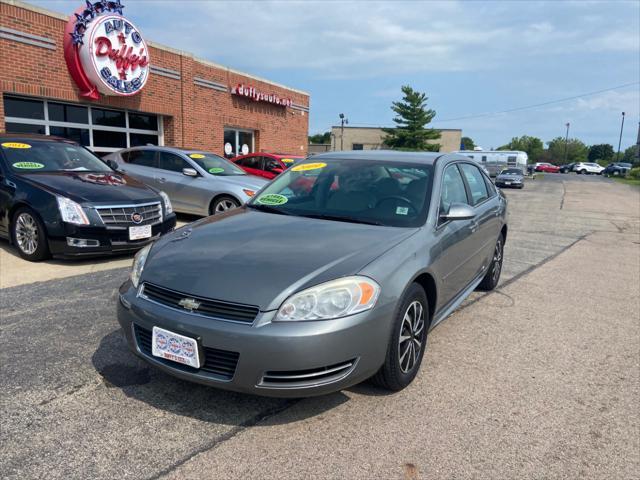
137 283 259 326
258 359 358 389
94 202 162 228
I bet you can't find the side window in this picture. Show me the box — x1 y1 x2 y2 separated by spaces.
483 173 497 196
158 152 188 172
238 155 261 169
459 163 489 206
440 164 469 217
127 150 156 168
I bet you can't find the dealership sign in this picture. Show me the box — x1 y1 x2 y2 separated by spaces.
231 84 292 108
64 1 149 100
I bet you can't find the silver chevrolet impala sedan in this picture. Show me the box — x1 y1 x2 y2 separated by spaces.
117 151 508 397
104 146 268 216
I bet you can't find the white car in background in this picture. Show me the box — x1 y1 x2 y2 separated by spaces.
574 162 604 175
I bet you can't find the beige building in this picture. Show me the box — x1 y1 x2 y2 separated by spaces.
329 126 462 153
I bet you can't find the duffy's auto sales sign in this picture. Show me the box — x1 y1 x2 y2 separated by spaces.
64 1 150 100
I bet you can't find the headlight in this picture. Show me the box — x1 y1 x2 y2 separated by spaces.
130 243 152 288
159 190 173 215
276 276 380 321
56 196 89 225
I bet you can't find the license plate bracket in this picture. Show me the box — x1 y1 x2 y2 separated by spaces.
129 224 151 240
151 326 201 369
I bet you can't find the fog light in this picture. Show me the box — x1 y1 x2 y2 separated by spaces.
66 237 100 247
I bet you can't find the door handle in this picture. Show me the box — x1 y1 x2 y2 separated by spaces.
469 220 479 233
157 177 166 183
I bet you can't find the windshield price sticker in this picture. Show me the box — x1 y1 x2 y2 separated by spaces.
13 162 45 169
291 162 327 172
256 194 288 206
396 206 409 215
208 167 225 174
189 154 205 159
281 158 295 164
2 142 32 149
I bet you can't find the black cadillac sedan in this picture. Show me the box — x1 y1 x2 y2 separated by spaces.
0 134 176 261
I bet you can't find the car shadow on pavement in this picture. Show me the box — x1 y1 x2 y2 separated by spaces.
92 329 349 426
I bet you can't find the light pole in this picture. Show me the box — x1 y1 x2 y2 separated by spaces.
615 112 625 162
563 122 570 164
339 113 348 150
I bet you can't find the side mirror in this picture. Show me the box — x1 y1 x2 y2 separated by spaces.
105 158 118 170
441 202 475 221
182 168 198 177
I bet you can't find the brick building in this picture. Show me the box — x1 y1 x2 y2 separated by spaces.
0 0 310 158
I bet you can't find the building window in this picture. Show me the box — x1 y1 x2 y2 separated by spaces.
2 95 162 155
352 143 364 150
223 127 254 158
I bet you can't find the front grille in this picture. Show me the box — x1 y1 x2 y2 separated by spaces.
133 324 240 379
96 202 162 228
141 283 259 324
260 359 356 388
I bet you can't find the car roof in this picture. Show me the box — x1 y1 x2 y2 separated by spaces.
0 133 77 144
311 150 445 165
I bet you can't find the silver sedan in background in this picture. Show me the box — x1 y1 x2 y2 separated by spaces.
104 147 269 216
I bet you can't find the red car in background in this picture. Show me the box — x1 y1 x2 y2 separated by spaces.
231 153 305 179
534 162 560 173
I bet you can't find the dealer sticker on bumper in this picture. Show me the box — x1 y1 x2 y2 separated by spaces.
151 326 201 369
129 224 151 240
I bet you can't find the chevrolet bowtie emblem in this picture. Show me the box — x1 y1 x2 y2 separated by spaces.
178 297 201 311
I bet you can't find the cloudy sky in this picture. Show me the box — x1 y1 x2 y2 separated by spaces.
35 0 639 149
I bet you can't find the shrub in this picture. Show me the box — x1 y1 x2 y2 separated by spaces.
628 167 640 180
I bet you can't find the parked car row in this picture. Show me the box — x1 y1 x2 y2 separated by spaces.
0 134 305 261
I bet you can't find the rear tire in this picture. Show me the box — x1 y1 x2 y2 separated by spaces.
477 233 504 291
580 169 587 175
210 196 240 215
370 283 429 392
11 207 50 262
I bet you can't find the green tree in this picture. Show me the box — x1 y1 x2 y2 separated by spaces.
546 137 588 164
308 132 331 144
460 136 475 150
383 85 441 151
622 145 639 165
588 144 614 163
498 135 544 163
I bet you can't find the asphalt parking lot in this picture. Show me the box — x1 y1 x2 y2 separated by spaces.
1 173 638 479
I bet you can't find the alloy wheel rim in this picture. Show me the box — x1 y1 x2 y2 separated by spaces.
15 213 38 255
215 199 237 213
398 300 425 374
491 239 503 283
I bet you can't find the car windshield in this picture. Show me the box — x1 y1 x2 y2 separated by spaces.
2 141 111 173
186 152 246 176
247 158 433 227
501 169 523 175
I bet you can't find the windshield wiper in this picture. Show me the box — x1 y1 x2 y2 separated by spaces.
246 203 293 215
300 213 384 226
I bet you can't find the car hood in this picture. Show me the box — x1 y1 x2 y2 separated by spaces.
18 171 159 204
210 174 269 190
143 208 418 311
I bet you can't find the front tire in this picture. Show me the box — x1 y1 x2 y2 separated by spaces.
11 207 50 262
477 233 504 291
210 196 240 215
371 283 429 391
580 169 587 175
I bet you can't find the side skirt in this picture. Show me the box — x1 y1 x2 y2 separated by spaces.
430 270 486 330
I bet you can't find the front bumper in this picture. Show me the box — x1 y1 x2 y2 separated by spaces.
495 180 523 188
48 214 176 257
116 280 393 397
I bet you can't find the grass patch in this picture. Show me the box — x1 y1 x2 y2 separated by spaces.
613 176 640 187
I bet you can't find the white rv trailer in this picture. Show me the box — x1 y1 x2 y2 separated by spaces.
455 150 528 177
